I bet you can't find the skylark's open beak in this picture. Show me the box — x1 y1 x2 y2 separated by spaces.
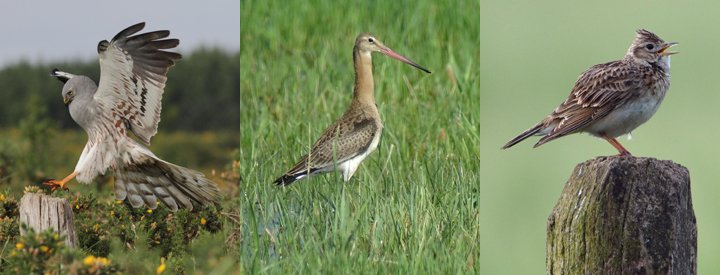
658 42 678 56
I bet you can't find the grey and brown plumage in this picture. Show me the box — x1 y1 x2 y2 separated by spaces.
46 22 220 211
502 29 677 156
274 33 430 186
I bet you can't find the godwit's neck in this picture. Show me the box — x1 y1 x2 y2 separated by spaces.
352 48 374 104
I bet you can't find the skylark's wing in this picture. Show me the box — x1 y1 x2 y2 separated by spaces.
94 22 181 144
536 61 648 146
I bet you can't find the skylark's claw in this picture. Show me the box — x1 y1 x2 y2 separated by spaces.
43 179 69 191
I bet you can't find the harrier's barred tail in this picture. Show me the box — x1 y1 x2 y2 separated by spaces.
502 123 543 149
115 147 220 212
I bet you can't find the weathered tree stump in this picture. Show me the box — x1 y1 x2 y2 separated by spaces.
547 157 696 274
19 193 77 248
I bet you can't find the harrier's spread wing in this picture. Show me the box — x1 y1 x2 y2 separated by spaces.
95 22 181 145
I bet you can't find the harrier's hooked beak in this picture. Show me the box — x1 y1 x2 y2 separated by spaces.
658 42 678 56
63 96 71 106
50 68 76 84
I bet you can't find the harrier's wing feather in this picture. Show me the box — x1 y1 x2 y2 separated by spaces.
95 22 181 145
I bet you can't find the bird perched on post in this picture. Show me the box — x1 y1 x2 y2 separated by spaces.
502 29 677 156
46 22 220 211
273 33 431 186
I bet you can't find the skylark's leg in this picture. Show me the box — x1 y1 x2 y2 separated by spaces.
601 134 632 156
43 172 78 191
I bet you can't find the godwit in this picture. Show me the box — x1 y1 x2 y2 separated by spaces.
274 33 430 186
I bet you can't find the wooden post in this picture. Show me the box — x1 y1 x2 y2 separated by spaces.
19 193 77 248
547 157 696 274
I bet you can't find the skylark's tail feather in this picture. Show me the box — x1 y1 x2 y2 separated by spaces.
502 123 544 149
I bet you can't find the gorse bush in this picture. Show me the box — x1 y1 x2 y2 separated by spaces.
0 188 229 273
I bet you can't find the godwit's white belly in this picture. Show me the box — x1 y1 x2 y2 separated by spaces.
339 127 382 181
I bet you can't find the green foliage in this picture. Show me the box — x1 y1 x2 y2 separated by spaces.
0 194 19 244
0 184 238 273
0 48 238 132
241 0 479 273
54 191 226 259
0 141 19 185
164 48 240 131
17 94 54 183
5 225 121 274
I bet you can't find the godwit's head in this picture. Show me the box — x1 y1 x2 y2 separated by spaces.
354 33 431 74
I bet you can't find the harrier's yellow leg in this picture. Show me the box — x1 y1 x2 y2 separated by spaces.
43 172 78 191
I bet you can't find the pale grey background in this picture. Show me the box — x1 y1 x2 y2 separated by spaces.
0 1 240 66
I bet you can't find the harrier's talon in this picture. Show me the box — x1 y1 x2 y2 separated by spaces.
43 179 69 191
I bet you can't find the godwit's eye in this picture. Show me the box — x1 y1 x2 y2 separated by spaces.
645 44 655 50
368 38 375 43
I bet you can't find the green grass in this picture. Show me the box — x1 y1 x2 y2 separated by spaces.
481 1 720 273
240 0 479 273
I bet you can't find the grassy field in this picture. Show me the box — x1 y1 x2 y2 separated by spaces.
240 0 479 273
481 0 720 273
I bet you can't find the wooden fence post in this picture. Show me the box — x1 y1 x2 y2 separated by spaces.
19 193 77 248
546 157 696 274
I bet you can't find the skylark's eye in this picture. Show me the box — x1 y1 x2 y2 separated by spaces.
368 38 375 43
645 44 655 50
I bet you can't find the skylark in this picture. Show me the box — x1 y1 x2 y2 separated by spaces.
502 29 677 156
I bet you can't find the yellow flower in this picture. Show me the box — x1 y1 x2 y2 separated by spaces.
147 209 153 214
0 194 5 201
15 242 24 250
40 245 49 253
97 257 110 266
83 255 96 266
116 200 123 204
110 211 115 216
156 257 166 274
200 218 207 225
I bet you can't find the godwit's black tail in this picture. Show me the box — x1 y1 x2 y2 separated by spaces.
274 174 303 186
274 167 321 186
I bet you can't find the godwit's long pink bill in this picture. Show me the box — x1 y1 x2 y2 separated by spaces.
379 46 431 73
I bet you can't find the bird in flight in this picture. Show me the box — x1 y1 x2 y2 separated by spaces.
47 22 220 211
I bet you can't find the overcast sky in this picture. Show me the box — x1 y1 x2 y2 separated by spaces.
0 1 239 67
